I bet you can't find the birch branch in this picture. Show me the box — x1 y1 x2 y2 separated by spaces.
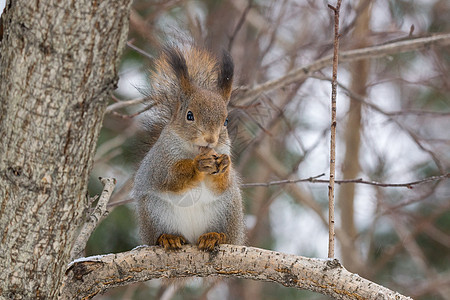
63 245 412 300
236 33 450 104
327 0 342 259
70 177 116 261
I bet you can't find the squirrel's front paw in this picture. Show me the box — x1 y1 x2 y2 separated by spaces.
197 232 228 251
213 154 230 174
195 153 217 174
195 153 230 175
157 234 186 250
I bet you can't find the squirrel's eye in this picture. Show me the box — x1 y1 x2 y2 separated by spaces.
186 111 194 121
224 118 228 126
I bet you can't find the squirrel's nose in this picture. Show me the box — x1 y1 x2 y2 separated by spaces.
205 136 217 145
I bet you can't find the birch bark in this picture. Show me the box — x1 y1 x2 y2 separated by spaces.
64 245 413 300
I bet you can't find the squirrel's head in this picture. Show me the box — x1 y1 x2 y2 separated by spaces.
163 47 234 152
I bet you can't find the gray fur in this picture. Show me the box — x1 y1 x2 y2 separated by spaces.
133 127 245 246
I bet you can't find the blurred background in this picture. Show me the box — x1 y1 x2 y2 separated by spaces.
79 0 449 299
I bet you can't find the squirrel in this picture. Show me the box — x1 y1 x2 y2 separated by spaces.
132 45 245 251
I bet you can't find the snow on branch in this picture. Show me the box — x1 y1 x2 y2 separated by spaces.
63 244 412 300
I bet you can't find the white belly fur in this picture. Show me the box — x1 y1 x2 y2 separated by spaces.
159 182 219 243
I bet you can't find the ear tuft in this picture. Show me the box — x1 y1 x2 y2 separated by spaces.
218 50 234 100
163 47 192 94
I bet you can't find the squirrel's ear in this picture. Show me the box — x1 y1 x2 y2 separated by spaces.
164 47 193 95
218 50 234 101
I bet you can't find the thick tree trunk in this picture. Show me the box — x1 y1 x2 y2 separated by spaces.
0 0 132 298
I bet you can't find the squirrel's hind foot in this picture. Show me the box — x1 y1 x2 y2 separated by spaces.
157 234 186 250
197 232 227 251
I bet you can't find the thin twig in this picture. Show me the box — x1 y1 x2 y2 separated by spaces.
242 173 450 189
228 0 253 51
335 174 450 187
126 41 154 60
106 97 145 114
236 33 450 105
107 173 450 209
327 0 342 259
241 173 326 187
109 102 157 119
70 177 116 260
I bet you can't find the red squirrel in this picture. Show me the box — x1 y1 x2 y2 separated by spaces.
132 45 245 251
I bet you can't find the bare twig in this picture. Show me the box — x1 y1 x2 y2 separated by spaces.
327 0 342 259
236 33 450 105
126 41 154 60
106 97 145 114
242 173 450 189
94 127 137 162
107 173 449 210
241 173 326 187
70 177 116 260
109 102 156 119
228 0 253 51
128 9 158 49
107 198 133 208
109 173 449 210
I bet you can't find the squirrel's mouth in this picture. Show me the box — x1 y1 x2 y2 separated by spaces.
198 146 211 153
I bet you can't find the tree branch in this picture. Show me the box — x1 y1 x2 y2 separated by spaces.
241 173 326 187
63 245 412 300
236 33 450 104
327 0 342 259
242 173 450 189
70 177 116 260
105 95 145 114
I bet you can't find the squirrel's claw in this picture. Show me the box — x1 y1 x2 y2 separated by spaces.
195 155 217 174
157 234 186 250
195 153 230 175
214 154 230 174
197 232 227 251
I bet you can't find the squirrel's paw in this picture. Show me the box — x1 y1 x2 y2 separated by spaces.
197 232 227 251
157 234 186 250
213 154 230 174
195 153 230 175
195 153 217 174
